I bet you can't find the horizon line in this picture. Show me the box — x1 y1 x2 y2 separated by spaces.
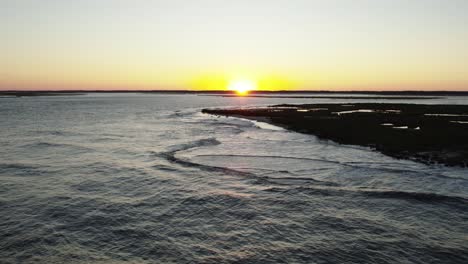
2 90 468 95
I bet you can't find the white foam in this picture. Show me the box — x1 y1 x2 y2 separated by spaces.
334 109 374 115
425 114 468 117
450 121 468 124
250 120 285 131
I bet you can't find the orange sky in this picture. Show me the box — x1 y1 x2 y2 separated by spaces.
2 0 468 91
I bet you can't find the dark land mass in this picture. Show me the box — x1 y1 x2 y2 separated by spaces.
0 91 86 97
205 94 442 100
203 103 468 167
1 90 468 97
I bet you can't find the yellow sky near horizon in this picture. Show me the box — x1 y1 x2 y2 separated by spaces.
2 0 468 91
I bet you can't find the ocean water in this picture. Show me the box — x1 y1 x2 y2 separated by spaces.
1 93 467 263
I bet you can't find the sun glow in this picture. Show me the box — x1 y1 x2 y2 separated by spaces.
227 79 257 95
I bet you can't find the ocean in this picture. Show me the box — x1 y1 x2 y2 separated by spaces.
1 93 467 263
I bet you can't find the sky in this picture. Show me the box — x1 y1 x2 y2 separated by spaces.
1 0 468 91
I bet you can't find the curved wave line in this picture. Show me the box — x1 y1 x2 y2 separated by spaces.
152 138 338 186
194 154 468 181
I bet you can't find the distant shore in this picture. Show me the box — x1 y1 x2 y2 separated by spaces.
203 94 443 100
203 103 468 167
1 90 468 97
0 91 86 97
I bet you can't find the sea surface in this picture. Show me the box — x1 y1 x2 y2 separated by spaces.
1 93 467 263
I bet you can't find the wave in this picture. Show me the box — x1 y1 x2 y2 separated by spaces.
160 153 255 178
151 138 251 177
20 141 95 153
195 154 343 164
233 167 339 186
22 142 64 148
194 154 468 182
0 162 47 177
267 186 467 206
164 138 221 155
195 154 411 171
262 176 339 186
361 189 468 204
207 121 252 128
166 110 198 118
151 164 180 172
200 114 257 130
197 121 246 134
0 163 39 171
152 140 339 186
23 130 81 137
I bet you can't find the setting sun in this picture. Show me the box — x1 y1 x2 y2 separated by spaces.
228 79 257 95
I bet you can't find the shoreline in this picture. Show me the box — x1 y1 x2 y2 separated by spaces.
202 94 443 100
202 103 468 167
2 90 468 98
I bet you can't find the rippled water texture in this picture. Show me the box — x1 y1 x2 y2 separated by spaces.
1 94 468 263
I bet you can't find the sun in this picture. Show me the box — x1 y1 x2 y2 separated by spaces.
227 79 256 95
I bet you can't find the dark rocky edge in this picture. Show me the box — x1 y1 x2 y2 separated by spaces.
203 103 468 167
